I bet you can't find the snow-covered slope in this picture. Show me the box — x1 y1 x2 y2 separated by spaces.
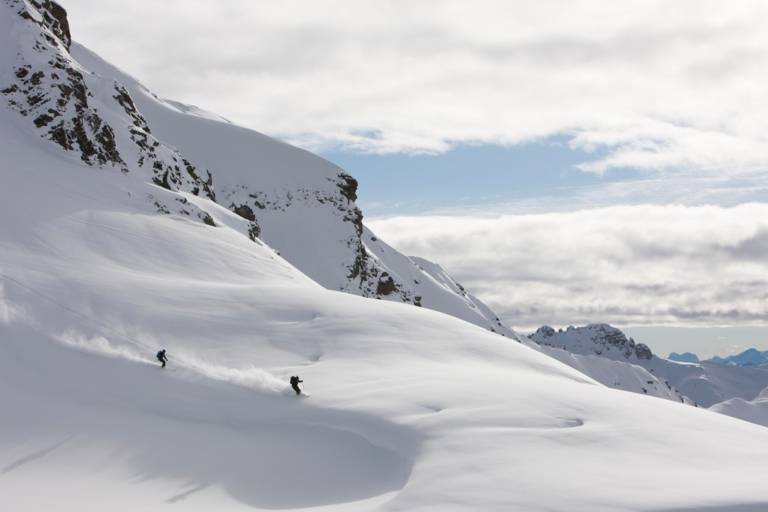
711 387 768 428
5 3 768 510
6 116 768 512
12 118 768 512
46 26 517 338
360 231 517 337
537 345 691 403
528 324 689 402
531 324 768 407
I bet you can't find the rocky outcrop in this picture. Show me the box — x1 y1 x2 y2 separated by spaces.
531 323 653 360
3 48 125 169
25 1 70 48
2 0 216 220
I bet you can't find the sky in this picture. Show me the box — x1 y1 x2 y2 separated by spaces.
60 0 768 357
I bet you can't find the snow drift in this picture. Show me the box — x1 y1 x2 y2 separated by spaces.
711 387 768 429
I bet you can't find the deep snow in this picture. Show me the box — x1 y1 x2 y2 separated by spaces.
711 387 768 428
5 142 768 511
3 1 768 511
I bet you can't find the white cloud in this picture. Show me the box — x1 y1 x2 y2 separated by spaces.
368 204 768 330
60 0 768 175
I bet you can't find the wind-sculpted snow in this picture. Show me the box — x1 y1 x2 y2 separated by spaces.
711 387 768 428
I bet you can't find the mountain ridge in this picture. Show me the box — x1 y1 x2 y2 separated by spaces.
530 323 768 408
2 0 518 339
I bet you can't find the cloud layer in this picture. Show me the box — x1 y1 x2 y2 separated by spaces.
62 0 768 175
368 204 768 330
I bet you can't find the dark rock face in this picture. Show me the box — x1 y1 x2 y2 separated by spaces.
376 274 397 296
230 204 260 240
39 1 70 48
4 52 127 169
345 206 368 279
534 325 556 339
3 3 108 173
113 83 151 133
15 1 70 48
589 324 655 360
232 204 256 222
112 81 216 201
1 0 225 236
5 0 123 168
530 323 655 361
635 343 653 360
3 0 216 208
337 173 358 203
201 213 216 226
246 221 261 241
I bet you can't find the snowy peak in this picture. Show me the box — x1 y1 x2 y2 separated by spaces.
71 39 519 338
1 0 518 340
530 323 768 409
529 324 692 403
530 323 652 361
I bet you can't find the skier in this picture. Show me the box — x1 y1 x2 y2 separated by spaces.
156 349 168 368
290 375 303 395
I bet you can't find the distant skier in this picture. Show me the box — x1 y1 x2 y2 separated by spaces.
156 349 168 368
290 375 303 395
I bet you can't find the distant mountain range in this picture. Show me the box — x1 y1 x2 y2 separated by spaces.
708 348 768 367
669 348 768 367
528 324 768 410
668 352 700 364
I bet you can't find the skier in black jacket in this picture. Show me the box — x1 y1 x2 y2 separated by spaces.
156 349 168 368
290 375 303 395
